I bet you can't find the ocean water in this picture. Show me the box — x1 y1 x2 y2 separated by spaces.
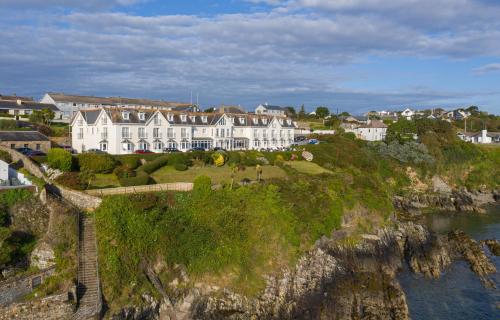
399 206 500 320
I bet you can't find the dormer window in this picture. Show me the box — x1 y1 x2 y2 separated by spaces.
181 114 187 122
239 117 245 124
279 119 283 125
138 112 145 121
230 117 235 124
122 111 130 120
101 116 107 125
202 116 208 123
190 115 196 122
253 117 258 124
287 120 292 125
167 113 173 121
262 118 268 125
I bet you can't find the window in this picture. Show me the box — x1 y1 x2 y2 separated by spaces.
167 128 174 138
239 117 245 124
77 119 83 126
287 120 292 125
10 144 15 149
138 112 145 121
202 116 208 123
153 114 161 125
139 142 148 150
153 141 163 150
153 128 160 138
122 111 129 120
122 142 133 152
253 118 258 124
78 128 83 139
121 127 130 138
24 143 29 148
190 116 196 122
167 114 173 121
262 118 268 125
101 127 108 139
36 144 41 151
138 127 146 138
181 114 187 122
181 128 187 138
219 117 226 125
102 116 107 125
100 142 108 151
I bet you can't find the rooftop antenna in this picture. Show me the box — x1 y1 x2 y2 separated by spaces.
196 92 199 110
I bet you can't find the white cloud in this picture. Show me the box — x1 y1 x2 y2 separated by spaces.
473 63 500 75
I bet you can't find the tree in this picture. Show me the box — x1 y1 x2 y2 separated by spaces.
385 119 417 143
315 106 330 118
204 107 216 113
284 106 296 118
29 108 55 126
339 111 351 117
298 105 306 119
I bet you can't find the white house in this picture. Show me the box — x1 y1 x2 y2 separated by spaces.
0 99 59 119
71 108 297 154
343 120 388 141
457 130 499 144
400 108 415 120
255 103 286 117
41 93 196 121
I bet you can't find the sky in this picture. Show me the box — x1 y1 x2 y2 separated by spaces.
0 0 499 114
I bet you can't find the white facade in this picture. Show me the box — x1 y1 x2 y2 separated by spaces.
343 120 388 141
71 108 296 154
255 103 286 117
401 108 415 120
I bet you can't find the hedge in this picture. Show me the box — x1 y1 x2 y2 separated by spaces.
137 156 169 174
118 171 150 187
47 148 73 172
0 150 12 163
117 155 141 170
78 153 116 173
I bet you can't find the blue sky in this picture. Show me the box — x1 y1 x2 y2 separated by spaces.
0 0 499 114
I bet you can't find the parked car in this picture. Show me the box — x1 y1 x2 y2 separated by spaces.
163 147 180 153
16 147 33 155
189 147 205 152
134 149 153 154
27 150 46 157
85 149 107 154
213 147 227 152
308 139 319 145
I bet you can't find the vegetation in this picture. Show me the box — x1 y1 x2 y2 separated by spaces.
0 150 12 163
28 108 55 126
47 148 73 172
78 153 116 174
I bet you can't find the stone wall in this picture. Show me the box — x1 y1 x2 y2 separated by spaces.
0 293 73 320
0 267 55 306
46 184 102 211
0 140 51 154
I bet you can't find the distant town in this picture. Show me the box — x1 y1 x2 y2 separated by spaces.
0 92 498 159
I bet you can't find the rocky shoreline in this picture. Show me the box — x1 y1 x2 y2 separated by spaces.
110 189 499 320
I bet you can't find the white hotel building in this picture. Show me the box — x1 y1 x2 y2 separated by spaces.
71 108 297 154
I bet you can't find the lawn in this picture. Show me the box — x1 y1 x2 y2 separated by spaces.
151 165 287 184
284 161 332 175
90 173 121 189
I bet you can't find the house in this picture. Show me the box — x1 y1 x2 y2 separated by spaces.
0 131 51 153
342 120 388 141
255 103 286 117
0 94 33 101
71 107 297 154
457 130 500 144
340 115 368 123
0 159 34 187
400 108 415 120
446 109 471 121
41 93 196 121
0 99 60 119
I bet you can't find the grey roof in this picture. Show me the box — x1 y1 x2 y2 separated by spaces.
47 92 191 108
105 109 155 124
0 131 49 141
0 94 33 101
261 105 284 111
81 110 102 124
0 100 59 111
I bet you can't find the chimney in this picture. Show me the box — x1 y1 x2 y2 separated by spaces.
481 129 487 143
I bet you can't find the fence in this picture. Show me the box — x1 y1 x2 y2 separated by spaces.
85 182 194 196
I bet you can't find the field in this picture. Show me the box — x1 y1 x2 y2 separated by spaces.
284 161 332 175
151 164 287 184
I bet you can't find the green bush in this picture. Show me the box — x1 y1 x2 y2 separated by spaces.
227 152 241 165
117 156 141 170
193 175 212 194
78 153 116 173
0 119 17 130
168 153 190 166
174 163 188 171
47 148 73 172
0 150 12 163
0 188 32 207
137 156 169 174
118 171 150 187
113 165 135 179
55 172 85 190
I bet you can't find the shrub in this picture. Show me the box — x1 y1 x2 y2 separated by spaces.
118 156 141 170
118 171 150 187
370 141 435 165
47 148 73 172
227 152 241 165
113 165 135 179
0 150 12 163
193 175 212 194
137 156 169 174
174 163 188 171
55 172 85 190
0 119 17 130
168 153 190 166
78 153 116 173
212 153 225 167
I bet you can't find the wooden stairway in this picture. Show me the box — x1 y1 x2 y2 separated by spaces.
73 213 102 320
